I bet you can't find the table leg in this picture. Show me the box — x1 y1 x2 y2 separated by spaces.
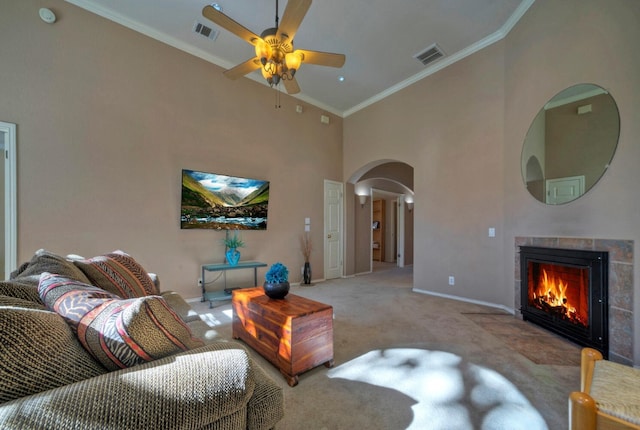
281 370 299 387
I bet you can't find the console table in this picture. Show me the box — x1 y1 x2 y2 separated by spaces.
232 287 334 386
200 261 267 308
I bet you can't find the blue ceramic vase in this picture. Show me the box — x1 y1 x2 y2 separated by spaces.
226 249 240 266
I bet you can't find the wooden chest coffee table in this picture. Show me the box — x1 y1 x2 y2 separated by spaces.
232 287 334 386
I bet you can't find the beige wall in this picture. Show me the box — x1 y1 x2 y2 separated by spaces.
0 0 343 296
345 39 507 302
353 194 371 274
345 0 640 362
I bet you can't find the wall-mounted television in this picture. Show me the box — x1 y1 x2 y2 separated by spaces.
181 169 269 230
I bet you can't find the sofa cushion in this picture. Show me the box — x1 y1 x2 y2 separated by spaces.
0 280 43 304
39 273 204 371
71 251 159 298
0 294 46 310
12 249 92 283
0 304 108 403
1 249 91 304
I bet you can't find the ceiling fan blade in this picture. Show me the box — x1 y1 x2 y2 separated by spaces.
223 58 262 80
202 5 260 45
296 49 346 68
277 0 312 41
283 77 301 95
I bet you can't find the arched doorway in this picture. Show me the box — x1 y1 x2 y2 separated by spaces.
348 160 414 274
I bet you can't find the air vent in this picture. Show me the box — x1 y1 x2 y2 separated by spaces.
193 21 219 41
413 43 445 67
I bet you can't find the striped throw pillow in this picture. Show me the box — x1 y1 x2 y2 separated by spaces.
38 273 204 371
71 251 159 298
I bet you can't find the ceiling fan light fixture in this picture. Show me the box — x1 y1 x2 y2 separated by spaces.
258 42 297 87
255 39 272 64
285 51 303 73
261 67 275 86
263 60 278 76
201 0 344 97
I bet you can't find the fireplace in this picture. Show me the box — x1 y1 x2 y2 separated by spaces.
519 246 609 358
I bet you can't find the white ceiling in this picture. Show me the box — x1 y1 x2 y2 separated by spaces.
64 0 534 116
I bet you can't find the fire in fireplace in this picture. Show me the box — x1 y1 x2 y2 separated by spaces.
520 246 608 358
528 263 589 327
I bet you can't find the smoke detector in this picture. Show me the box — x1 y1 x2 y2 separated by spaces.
39 8 56 24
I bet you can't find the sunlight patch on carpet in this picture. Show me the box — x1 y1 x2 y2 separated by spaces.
328 348 548 430
198 308 233 327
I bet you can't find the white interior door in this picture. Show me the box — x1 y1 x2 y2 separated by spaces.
0 122 17 278
324 180 343 279
546 175 585 204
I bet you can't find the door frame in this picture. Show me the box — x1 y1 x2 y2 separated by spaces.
396 195 406 268
0 122 17 275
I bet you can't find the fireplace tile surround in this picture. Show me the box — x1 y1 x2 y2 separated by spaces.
515 236 634 365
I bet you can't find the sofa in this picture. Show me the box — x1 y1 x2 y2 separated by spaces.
0 249 284 429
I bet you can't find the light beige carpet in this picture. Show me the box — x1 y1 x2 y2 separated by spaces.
190 266 580 430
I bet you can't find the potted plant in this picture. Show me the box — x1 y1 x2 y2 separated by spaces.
223 230 244 266
300 232 312 284
263 262 290 299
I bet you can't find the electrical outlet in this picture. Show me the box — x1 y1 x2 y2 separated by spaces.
448 276 455 286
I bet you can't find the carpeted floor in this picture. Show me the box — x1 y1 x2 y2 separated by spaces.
463 312 582 366
190 266 580 430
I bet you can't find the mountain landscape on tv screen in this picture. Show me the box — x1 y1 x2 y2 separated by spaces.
181 169 269 230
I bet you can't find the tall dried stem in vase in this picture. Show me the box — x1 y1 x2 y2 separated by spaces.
300 232 312 262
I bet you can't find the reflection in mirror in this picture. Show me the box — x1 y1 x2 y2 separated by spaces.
521 84 620 204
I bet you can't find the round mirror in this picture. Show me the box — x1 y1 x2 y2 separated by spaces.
521 84 620 204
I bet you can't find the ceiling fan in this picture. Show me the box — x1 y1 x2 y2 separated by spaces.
202 0 346 95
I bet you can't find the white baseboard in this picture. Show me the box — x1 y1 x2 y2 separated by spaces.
412 288 515 315
353 271 371 277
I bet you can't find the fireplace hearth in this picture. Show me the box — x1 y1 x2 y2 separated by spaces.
519 246 608 358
